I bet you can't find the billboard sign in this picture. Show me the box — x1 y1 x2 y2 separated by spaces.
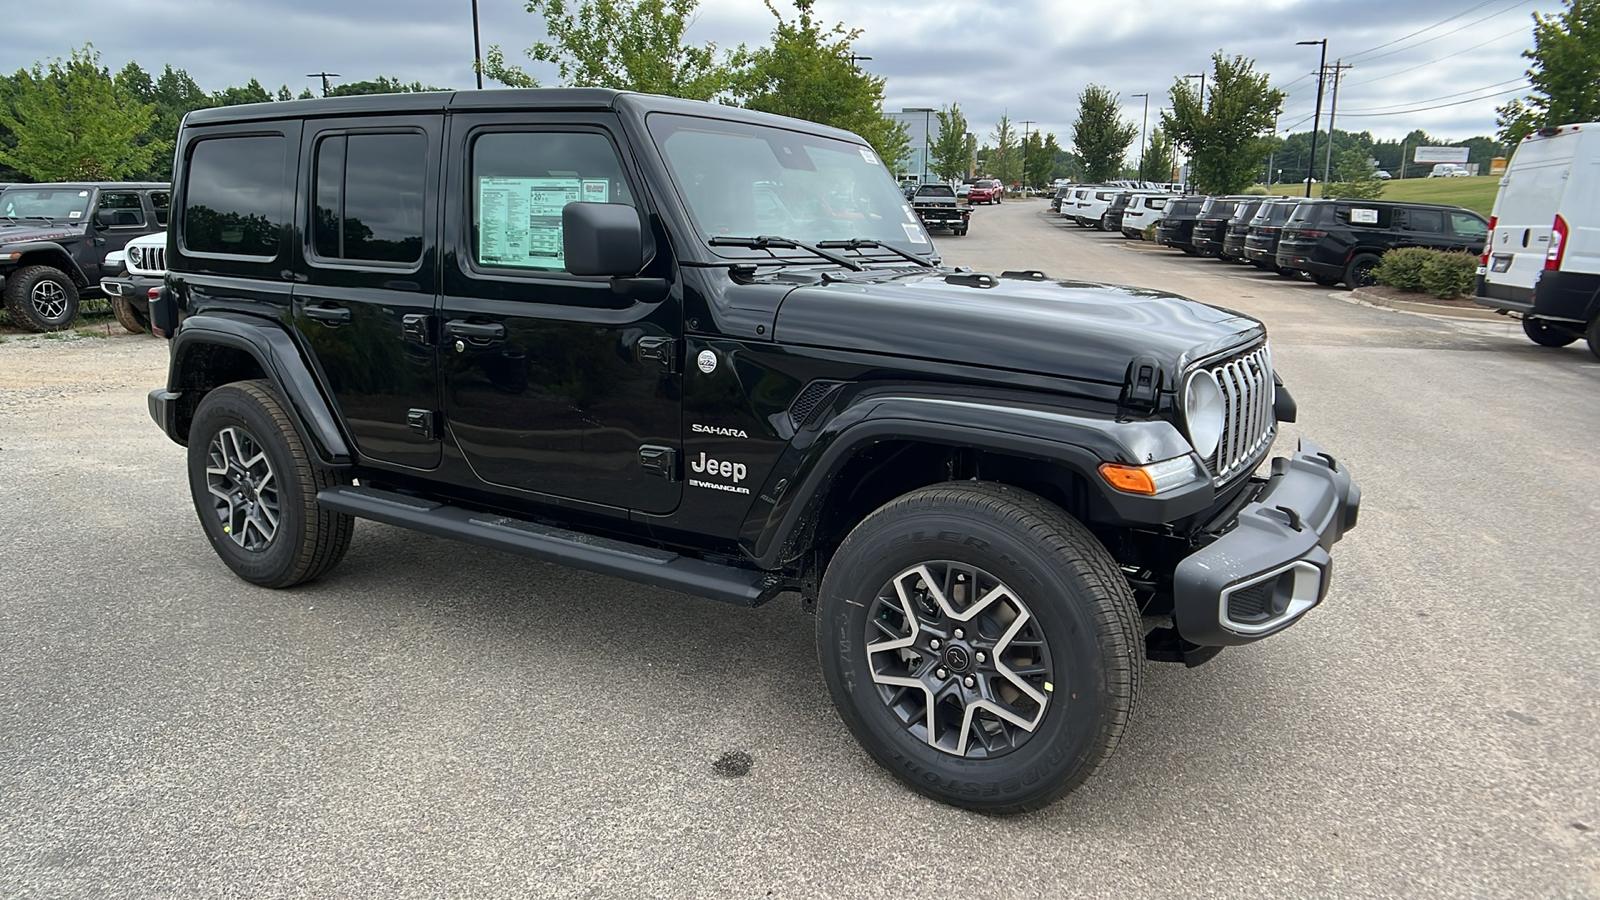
1414 146 1470 163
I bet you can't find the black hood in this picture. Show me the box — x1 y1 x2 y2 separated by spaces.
772 272 1262 385
0 221 86 245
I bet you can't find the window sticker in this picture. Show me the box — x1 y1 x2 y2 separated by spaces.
68 211 81 218
477 176 584 269
1350 208 1378 225
581 179 610 203
860 148 878 165
78 191 89 197
902 222 929 244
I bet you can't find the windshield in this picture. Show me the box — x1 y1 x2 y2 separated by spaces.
0 187 93 221
649 113 928 254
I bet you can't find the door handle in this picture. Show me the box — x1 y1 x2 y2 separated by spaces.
304 305 352 325
444 319 506 343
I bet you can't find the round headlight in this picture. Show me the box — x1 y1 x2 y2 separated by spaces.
1184 370 1224 459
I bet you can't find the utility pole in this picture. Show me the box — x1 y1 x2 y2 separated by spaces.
1400 139 1408 180
471 0 484 89
1020 119 1035 188
1296 39 1328 197
306 72 340 97
1265 106 1281 184
1132 93 1150 181
846 53 873 70
1322 60 1353 184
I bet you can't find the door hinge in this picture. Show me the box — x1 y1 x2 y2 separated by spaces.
407 409 439 439
638 445 679 481
402 313 434 346
636 336 678 373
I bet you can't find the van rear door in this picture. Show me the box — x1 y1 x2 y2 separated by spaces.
1483 132 1576 300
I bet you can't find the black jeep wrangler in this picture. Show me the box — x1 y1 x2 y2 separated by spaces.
0 182 170 330
147 90 1360 813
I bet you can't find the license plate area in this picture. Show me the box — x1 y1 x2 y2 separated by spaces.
1491 255 1513 273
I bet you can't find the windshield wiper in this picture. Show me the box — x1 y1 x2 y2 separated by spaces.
24 215 55 222
708 235 863 271
816 238 935 268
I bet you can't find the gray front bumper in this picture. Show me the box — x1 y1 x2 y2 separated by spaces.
1173 440 1360 646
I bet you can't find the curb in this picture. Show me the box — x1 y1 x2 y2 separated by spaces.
1347 287 1504 321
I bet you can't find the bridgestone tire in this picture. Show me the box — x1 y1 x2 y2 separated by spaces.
187 380 353 588
1523 317 1579 347
3 265 79 332
111 296 149 334
816 481 1141 814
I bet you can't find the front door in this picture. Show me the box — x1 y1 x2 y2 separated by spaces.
89 190 153 279
439 114 681 515
290 115 444 470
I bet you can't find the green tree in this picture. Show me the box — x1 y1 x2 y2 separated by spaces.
989 113 1022 188
928 103 971 182
0 45 165 181
212 78 273 106
1023 131 1058 189
327 76 448 97
1497 0 1600 143
1072 85 1137 183
486 0 739 100
1161 53 1284 193
1321 147 1385 200
737 0 908 166
1139 127 1176 182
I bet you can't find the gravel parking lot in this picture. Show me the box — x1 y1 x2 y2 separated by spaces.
3 200 1597 899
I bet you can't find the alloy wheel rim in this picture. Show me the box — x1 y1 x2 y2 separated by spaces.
865 561 1053 758
30 280 68 321
204 425 280 550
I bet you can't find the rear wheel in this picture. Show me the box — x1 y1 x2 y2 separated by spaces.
1344 253 1381 288
1523 317 1579 347
187 380 354 588
817 482 1141 814
1587 316 1600 361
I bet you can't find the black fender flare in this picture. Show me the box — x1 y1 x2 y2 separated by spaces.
166 312 352 465
739 390 1213 569
5 241 90 286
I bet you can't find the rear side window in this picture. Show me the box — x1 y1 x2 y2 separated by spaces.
312 132 427 265
150 191 170 226
1335 205 1393 228
183 135 288 258
471 131 635 273
1287 202 1328 226
1403 208 1444 232
1146 197 1168 210
97 191 145 227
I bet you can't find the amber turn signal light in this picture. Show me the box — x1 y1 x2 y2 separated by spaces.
1099 463 1157 495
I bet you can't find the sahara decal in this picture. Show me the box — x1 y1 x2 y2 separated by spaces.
691 424 749 438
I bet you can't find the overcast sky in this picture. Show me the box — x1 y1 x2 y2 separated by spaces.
2 0 1547 146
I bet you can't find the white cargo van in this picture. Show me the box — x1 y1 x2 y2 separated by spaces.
1475 122 1600 358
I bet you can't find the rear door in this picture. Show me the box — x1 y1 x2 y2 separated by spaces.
438 112 682 515
290 114 444 470
1485 136 1573 292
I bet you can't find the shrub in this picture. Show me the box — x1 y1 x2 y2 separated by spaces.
1244 185 1270 196
1142 223 1157 242
1372 247 1476 298
1321 180 1385 200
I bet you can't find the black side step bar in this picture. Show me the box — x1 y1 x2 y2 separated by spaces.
317 486 785 607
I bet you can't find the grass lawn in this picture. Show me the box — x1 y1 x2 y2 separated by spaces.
1265 176 1500 216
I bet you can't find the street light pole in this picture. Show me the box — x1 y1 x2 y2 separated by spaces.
1132 93 1149 181
1297 38 1328 198
471 0 484 90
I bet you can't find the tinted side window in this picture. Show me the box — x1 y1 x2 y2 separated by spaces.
98 192 145 227
183 135 288 258
149 191 170 226
1404 208 1444 232
312 132 427 265
1450 212 1488 239
471 131 635 273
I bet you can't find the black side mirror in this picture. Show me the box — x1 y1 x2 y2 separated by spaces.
563 202 644 277
94 208 118 227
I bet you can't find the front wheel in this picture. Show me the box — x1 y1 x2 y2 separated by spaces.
187 380 354 588
1524 317 1579 347
3 265 80 332
817 482 1141 813
112 296 150 334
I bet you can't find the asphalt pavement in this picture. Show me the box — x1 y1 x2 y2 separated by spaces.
2 200 1597 899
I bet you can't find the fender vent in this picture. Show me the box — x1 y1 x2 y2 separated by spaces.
788 380 846 430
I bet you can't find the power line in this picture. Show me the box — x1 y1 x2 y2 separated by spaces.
1336 86 1526 118
1338 77 1526 113
1344 24 1530 87
1343 0 1502 61
1354 0 1533 65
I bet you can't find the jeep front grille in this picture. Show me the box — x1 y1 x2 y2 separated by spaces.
1204 344 1275 481
129 245 166 275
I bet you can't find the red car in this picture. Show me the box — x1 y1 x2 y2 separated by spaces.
967 179 1003 205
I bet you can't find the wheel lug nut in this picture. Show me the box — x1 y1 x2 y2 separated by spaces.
963 676 976 688
929 638 941 650
936 667 948 679
954 628 965 639
975 651 986 663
